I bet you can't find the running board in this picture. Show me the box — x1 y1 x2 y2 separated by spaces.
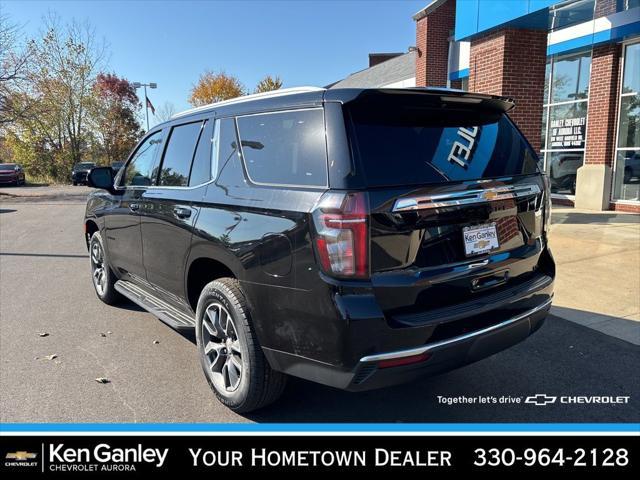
115 280 195 330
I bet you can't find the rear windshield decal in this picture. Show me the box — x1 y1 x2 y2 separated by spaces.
447 127 479 169
431 123 499 180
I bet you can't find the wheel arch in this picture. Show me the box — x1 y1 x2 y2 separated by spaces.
85 218 99 250
185 247 244 313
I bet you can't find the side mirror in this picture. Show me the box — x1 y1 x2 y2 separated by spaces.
88 167 116 193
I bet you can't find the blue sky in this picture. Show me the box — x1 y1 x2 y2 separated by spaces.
3 0 425 125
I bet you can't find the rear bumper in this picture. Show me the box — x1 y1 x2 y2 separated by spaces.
262 288 552 392
349 298 550 391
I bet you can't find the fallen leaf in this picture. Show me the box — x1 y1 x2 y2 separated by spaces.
100 333 107 337
107 331 113 335
44 354 57 361
95 377 110 384
153 340 160 345
38 332 49 337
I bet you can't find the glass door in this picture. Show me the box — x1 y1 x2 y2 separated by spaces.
613 41 640 203
540 49 592 198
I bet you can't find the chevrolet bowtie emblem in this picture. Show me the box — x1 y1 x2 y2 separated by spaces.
525 394 557 406
483 190 498 201
6 451 37 461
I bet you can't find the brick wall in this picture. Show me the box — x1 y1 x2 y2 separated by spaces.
610 202 640 213
415 0 456 87
468 28 548 152
594 0 618 17
585 43 620 165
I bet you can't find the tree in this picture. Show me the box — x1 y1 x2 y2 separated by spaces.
0 13 34 126
155 101 176 123
27 14 106 167
188 70 244 107
4 14 107 180
90 73 142 164
254 75 282 94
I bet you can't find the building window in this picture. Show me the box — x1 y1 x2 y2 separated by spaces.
618 0 640 11
540 49 592 196
549 0 595 31
613 41 640 202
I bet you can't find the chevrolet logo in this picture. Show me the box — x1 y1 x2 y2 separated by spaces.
483 190 499 201
6 451 37 461
525 394 557 406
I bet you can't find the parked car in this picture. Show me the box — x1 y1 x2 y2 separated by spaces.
110 161 125 175
71 162 96 185
622 151 640 184
548 153 582 194
84 87 555 413
0 163 26 186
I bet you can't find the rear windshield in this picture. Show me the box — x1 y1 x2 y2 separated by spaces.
345 101 539 187
0 164 16 171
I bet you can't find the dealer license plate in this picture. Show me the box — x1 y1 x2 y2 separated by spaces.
462 223 499 256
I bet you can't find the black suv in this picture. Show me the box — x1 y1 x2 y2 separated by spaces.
85 87 555 412
72 162 97 185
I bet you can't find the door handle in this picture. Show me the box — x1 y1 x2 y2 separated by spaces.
173 207 192 219
129 203 140 212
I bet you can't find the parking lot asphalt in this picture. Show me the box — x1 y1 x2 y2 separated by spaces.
1 187 639 423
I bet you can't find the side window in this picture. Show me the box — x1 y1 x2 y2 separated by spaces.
236 109 327 187
189 119 214 186
123 131 163 187
159 121 202 187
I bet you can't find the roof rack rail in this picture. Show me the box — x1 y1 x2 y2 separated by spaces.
171 86 325 119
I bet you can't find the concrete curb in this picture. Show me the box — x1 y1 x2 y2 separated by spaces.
551 306 640 346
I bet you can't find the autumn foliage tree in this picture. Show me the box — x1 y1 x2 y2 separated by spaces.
90 73 142 164
2 14 143 182
188 71 244 107
254 75 282 93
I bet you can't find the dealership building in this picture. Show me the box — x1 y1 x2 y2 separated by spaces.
332 0 640 212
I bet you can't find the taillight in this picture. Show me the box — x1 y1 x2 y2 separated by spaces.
311 191 369 279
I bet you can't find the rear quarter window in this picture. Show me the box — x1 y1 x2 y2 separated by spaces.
236 109 327 187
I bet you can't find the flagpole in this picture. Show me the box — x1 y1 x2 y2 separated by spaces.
132 82 157 131
144 84 149 131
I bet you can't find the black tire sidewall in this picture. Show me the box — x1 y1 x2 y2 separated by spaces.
89 231 118 303
196 282 253 409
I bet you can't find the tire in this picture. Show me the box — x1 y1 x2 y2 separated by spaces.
89 231 121 305
195 278 287 413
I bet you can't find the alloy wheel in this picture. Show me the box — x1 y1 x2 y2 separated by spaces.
201 302 243 392
90 239 107 296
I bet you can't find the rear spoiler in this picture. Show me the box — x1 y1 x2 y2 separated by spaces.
324 87 515 114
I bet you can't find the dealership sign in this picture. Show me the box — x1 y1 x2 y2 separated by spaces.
549 116 586 149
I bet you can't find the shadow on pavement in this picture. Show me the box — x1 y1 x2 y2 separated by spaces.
552 210 640 225
0 252 89 259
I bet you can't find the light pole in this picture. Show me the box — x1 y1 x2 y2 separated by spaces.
132 82 157 130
